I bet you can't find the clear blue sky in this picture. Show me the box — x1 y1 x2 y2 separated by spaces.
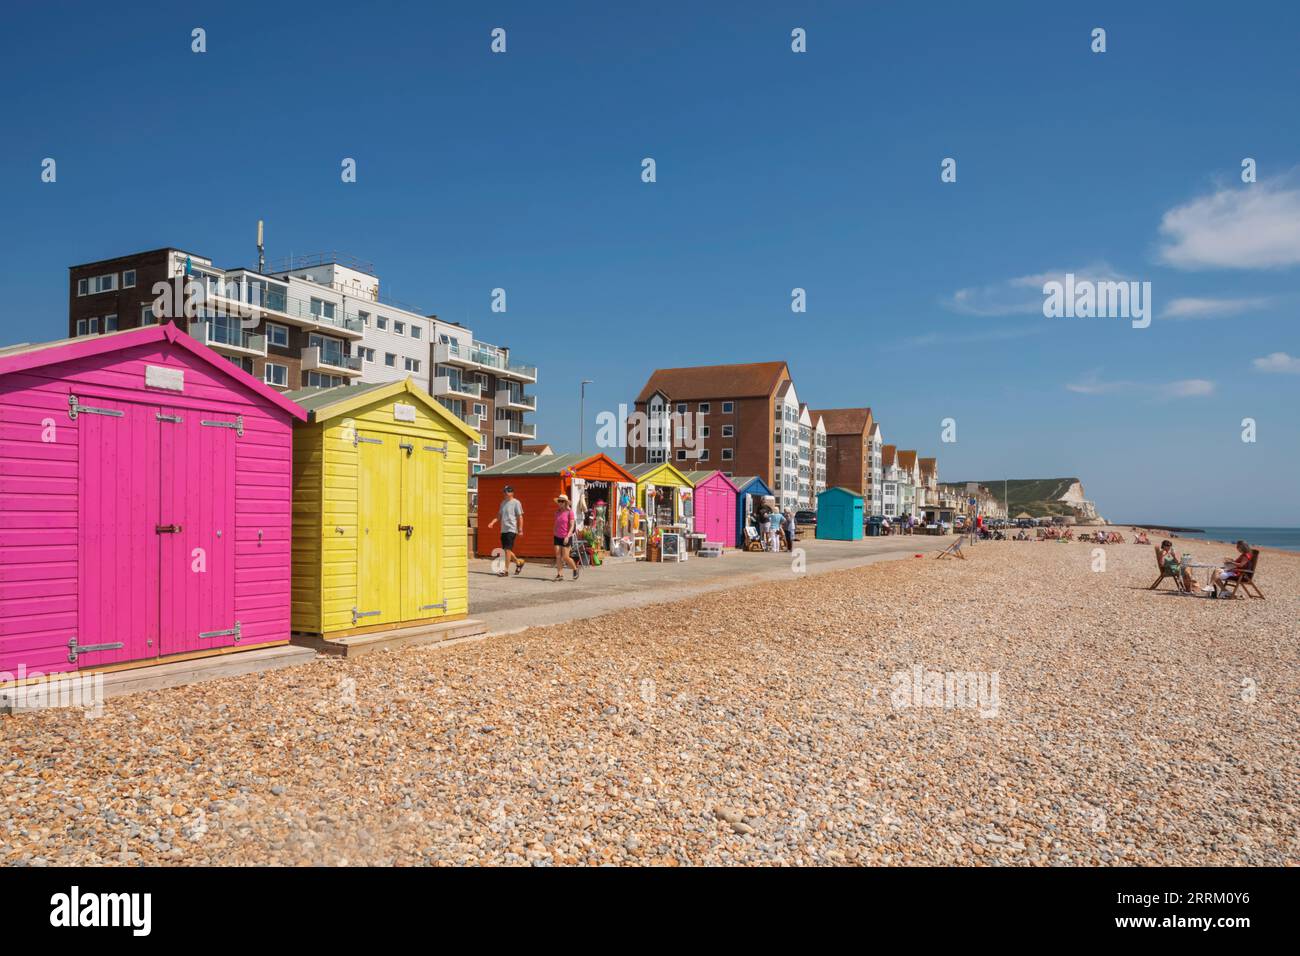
2 1 1297 525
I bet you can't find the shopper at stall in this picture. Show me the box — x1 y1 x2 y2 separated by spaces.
486 485 525 577
766 508 784 552
552 495 580 581
782 509 796 551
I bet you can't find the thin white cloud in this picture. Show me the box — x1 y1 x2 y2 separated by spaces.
1157 178 1300 270
947 264 1128 316
1162 295 1273 319
1066 373 1215 398
1252 351 1300 373
892 325 1044 349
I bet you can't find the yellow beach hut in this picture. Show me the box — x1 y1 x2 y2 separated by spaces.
286 379 480 639
627 461 695 532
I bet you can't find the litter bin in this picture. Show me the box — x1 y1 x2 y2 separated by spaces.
866 516 883 537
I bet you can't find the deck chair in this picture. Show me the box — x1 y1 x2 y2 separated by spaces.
1222 549 1264 599
936 537 965 560
1149 546 1187 592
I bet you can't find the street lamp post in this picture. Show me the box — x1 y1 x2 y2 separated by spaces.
579 379 594 454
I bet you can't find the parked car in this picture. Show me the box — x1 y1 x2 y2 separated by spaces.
795 510 817 536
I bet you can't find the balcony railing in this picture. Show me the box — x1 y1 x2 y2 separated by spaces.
496 388 537 410
431 375 483 399
495 418 536 439
192 320 266 356
434 340 537 381
204 282 365 337
302 346 362 375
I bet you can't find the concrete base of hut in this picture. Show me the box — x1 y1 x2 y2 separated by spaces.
291 617 487 658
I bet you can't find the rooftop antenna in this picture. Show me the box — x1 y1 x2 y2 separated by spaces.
257 220 266 274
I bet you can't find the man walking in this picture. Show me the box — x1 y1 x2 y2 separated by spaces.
487 485 525 576
782 509 796 552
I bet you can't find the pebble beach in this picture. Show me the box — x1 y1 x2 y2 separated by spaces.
3 536 1296 867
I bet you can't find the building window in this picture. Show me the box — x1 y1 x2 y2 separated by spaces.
721 401 734 413
141 305 158 326
698 448 710 461
309 297 336 321
377 316 388 331
722 448 733 461
385 353 397 367
75 319 87 336
264 363 288 387
699 402 710 414
360 347 375 362
83 273 116 294
358 311 370 326
265 322 289 348
473 402 486 417
701 426 710 438
404 357 420 373
394 321 406 336
676 449 687 461
649 449 665 463
104 314 118 332
307 372 346 388
410 325 421 340
722 424 734 437
88 317 99 334
676 403 687 414
227 355 254 374
122 270 136 288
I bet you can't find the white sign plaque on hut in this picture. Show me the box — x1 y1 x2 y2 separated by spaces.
393 403 417 422
145 365 185 391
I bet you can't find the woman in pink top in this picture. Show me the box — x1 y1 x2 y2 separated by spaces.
552 495 580 581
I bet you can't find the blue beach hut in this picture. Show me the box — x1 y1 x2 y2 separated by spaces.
733 475 775 549
816 487 864 541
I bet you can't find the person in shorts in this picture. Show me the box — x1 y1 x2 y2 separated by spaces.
552 494 579 581
487 485 525 576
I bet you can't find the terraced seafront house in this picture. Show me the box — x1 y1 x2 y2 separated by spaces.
896 450 919 519
67 247 538 513
626 361 795 505
809 407 878 512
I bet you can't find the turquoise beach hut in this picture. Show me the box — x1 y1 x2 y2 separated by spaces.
816 487 864 541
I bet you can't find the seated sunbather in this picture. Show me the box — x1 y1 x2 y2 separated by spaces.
1210 540 1253 597
1157 540 1196 591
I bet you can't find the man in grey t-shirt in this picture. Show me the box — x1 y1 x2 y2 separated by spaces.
487 486 525 576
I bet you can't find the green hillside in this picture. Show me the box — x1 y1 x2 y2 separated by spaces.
952 478 1086 518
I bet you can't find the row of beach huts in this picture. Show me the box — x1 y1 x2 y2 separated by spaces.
0 323 865 686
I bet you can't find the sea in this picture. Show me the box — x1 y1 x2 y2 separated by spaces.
1164 527 1300 553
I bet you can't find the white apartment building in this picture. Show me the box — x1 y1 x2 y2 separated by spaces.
811 412 827 503
773 381 802 512
867 422 883 516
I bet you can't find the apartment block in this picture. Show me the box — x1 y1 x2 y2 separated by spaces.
811 407 879 510
626 361 796 507
67 247 539 509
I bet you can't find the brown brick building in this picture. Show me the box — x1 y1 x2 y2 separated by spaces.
68 247 363 391
626 362 793 495
810 407 875 499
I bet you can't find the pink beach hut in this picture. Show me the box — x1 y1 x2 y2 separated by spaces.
0 324 306 678
684 470 740 548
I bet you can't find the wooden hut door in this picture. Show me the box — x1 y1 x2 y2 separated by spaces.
74 396 159 669
157 407 237 656
355 431 400 627
400 440 444 621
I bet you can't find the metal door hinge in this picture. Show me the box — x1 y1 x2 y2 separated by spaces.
420 600 448 611
424 443 449 455
200 415 244 437
355 435 382 447
67 395 123 420
67 636 125 663
156 523 183 534
199 621 241 642
156 412 183 423
352 608 382 625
